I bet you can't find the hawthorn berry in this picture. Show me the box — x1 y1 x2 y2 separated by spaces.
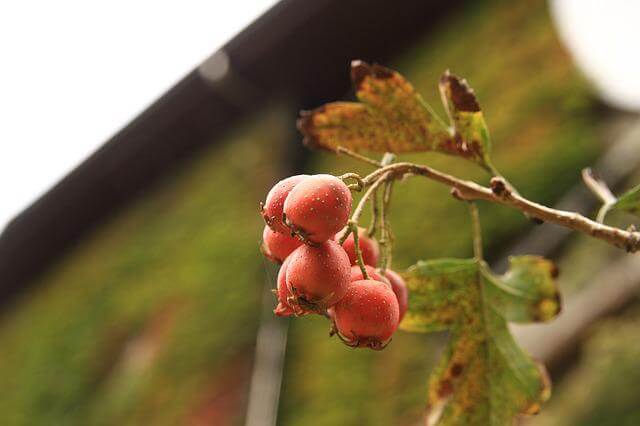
384 269 409 322
337 226 380 266
285 239 351 312
274 257 301 317
262 225 303 264
333 279 399 350
349 265 389 285
262 175 309 234
283 174 352 244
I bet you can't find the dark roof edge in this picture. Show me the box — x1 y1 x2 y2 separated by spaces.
0 0 458 303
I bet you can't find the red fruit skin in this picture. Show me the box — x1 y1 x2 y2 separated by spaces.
384 269 409 322
285 240 351 312
274 257 302 317
338 227 380 266
262 225 303 264
349 265 389 286
262 175 308 234
283 174 352 244
333 279 400 349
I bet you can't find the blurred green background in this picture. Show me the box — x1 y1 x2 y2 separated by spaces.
1 0 639 425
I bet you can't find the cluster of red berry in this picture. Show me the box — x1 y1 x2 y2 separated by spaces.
260 174 408 350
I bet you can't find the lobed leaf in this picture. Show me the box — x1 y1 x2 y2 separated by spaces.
611 183 640 217
298 61 493 167
400 257 559 425
483 256 561 323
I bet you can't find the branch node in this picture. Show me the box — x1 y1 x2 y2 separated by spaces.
450 187 464 201
626 226 640 253
490 177 509 198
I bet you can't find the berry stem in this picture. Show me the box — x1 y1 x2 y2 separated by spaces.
468 202 483 261
367 188 380 238
349 221 370 280
339 173 365 192
367 153 396 239
349 172 392 279
379 179 395 273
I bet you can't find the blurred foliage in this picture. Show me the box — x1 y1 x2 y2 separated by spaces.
529 307 640 426
0 109 291 425
0 0 618 425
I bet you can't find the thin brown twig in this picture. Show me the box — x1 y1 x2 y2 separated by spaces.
361 162 640 253
582 168 617 205
337 146 383 167
582 168 617 223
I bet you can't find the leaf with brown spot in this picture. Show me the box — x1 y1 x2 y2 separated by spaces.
298 60 451 155
298 61 495 169
400 257 559 425
439 71 492 168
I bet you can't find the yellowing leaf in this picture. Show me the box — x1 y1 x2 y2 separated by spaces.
439 71 492 167
400 257 559 425
298 61 493 163
298 61 448 153
612 183 640 217
483 256 561 323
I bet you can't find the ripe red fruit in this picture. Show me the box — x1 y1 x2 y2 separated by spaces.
338 227 380 266
274 257 302 317
333 279 399 350
349 265 389 286
283 174 352 244
384 269 409 322
285 239 351 312
262 225 303 263
262 175 309 234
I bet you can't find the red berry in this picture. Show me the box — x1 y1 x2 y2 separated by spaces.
274 257 302 317
349 265 389 286
384 269 409 322
338 227 380 266
262 175 309 234
333 279 399 350
262 225 303 263
286 240 351 312
283 174 352 244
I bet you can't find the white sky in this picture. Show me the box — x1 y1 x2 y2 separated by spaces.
0 0 278 230
1 0 639 232
550 0 640 111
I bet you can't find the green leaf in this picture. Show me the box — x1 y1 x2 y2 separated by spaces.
611 183 640 217
439 71 492 168
297 61 491 167
483 256 561 323
400 257 560 425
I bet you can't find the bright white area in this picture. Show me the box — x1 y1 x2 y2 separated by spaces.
2 1 639 231
0 0 278 230
550 0 640 111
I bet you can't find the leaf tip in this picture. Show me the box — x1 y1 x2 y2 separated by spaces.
297 108 328 152
350 59 370 88
440 71 481 112
350 59 394 89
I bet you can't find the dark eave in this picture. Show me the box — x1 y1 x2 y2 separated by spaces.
0 0 459 303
